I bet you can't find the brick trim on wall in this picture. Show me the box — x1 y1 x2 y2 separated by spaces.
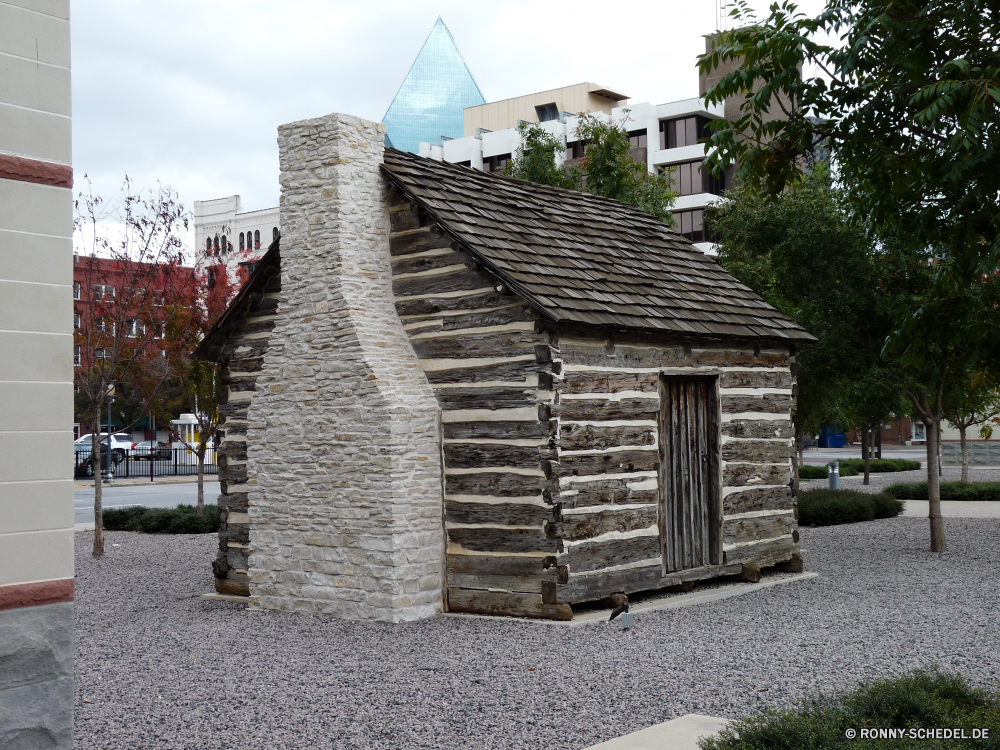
0 578 75 611
0 154 73 188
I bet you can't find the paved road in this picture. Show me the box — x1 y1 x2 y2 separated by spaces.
801 445 926 465
74 482 220 524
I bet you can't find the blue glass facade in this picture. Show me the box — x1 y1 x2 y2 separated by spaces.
382 18 485 154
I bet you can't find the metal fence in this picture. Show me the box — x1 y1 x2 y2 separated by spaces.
73 446 218 480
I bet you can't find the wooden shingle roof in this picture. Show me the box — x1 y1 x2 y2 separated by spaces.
381 149 814 343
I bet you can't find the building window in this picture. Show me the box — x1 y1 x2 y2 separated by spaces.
93 284 115 301
663 160 726 197
152 290 164 306
628 130 647 149
239 260 261 275
254 230 260 249
272 226 278 241
659 116 711 150
239 232 245 251
74 346 81 367
220 235 227 254
73 282 81 300
207 266 221 290
73 313 81 329
125 319 145 338
484 153 511 173
213 236 220 254
94 347 108 359
206 238 212 253
674 209 708 242
95 317 114 335
566 141 587 160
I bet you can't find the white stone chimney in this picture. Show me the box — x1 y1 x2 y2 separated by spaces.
245 113 444 622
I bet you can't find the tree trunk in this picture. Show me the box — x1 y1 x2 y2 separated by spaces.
960 424 969 483
197 449 205 515
926 421 947 552
861 428 870 485
92 402 104 557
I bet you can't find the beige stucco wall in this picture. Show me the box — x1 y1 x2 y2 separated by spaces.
0 0 74 586
463 83 627 136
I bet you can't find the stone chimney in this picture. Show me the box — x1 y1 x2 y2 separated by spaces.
245 113 444 622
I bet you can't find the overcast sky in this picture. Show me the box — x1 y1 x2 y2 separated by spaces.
72 0 827 227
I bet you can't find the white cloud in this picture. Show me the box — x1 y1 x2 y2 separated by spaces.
72 0 828 229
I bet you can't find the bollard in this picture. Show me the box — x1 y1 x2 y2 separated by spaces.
620 611 634 630
828 461 840 491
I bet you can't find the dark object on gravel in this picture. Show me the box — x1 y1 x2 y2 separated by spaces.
103 504 218 533
883 481 1000 502
700 669 1000 750
798 489 903 526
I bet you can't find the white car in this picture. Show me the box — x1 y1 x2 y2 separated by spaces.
74 433 135 463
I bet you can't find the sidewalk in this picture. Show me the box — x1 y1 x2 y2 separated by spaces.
74 475 208 488
585 714 731 750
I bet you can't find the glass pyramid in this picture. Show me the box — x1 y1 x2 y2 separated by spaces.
382 18 485 154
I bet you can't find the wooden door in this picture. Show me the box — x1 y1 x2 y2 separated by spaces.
658 376 721 574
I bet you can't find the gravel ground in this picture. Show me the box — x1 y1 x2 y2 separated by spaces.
800 466 1000 494
75 519 1000 750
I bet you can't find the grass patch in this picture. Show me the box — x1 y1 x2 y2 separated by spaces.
102 504 218 533
700 669 1000 749
798 489 903 525
883 481 1000 501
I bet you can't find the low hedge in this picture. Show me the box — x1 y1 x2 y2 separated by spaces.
799 458 920 481
700 669 1000 750
839 458 921 473
103 504 218 533
798 489 903 525
884 481 1000 501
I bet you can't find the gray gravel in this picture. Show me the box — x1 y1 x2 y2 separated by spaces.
75 518 1000 750
801 466 1000 494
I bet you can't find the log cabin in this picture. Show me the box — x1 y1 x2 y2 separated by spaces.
193 113 814 623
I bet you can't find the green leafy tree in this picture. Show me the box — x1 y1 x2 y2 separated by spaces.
698 0 1000 552
709 168 902 490
503 122 579 190
504 117 676 223
574 113 676 224
943 372 1000 483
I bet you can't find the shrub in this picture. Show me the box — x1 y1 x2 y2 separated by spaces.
102 504 218 533
700 670 1000 750
798 464 859 480
839 458 921 473
798 489 902 525
883 481 1000 501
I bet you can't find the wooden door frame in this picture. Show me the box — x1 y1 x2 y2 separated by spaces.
657 373 723 571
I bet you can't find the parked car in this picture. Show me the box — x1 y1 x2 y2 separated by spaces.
134 440 171 460
74 433 134 464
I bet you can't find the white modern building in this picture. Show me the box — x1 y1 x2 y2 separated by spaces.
419 95 727 255
193 196 280 284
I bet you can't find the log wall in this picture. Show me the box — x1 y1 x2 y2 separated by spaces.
387 189 799 619
210 266 281 596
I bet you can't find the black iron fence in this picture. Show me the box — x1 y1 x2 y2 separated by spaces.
73 446 218 480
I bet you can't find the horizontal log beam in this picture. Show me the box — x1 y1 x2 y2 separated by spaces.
447 588 573 620
722 486 795 515
552 398 659 421
389 226 452 256
391 250 466 276
411 332 542 360
723 514 796 546
409 306 538 334
554 449 658 477
560 423 655 451
434 387 539 412
445 472 549 497
448 526 559 554
443 421 553 441
556 562 741 604
446 501 555 526
392 267 489 298
559 343 790 369
395 289 503 317
566 533 661 574
722 420 793 440
719 370 792 389
560 371 658 395
723 463 791 486
721 394 793 414
549 506 658 541
444 444 552 470
721 440 793 463
723 535 797 566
